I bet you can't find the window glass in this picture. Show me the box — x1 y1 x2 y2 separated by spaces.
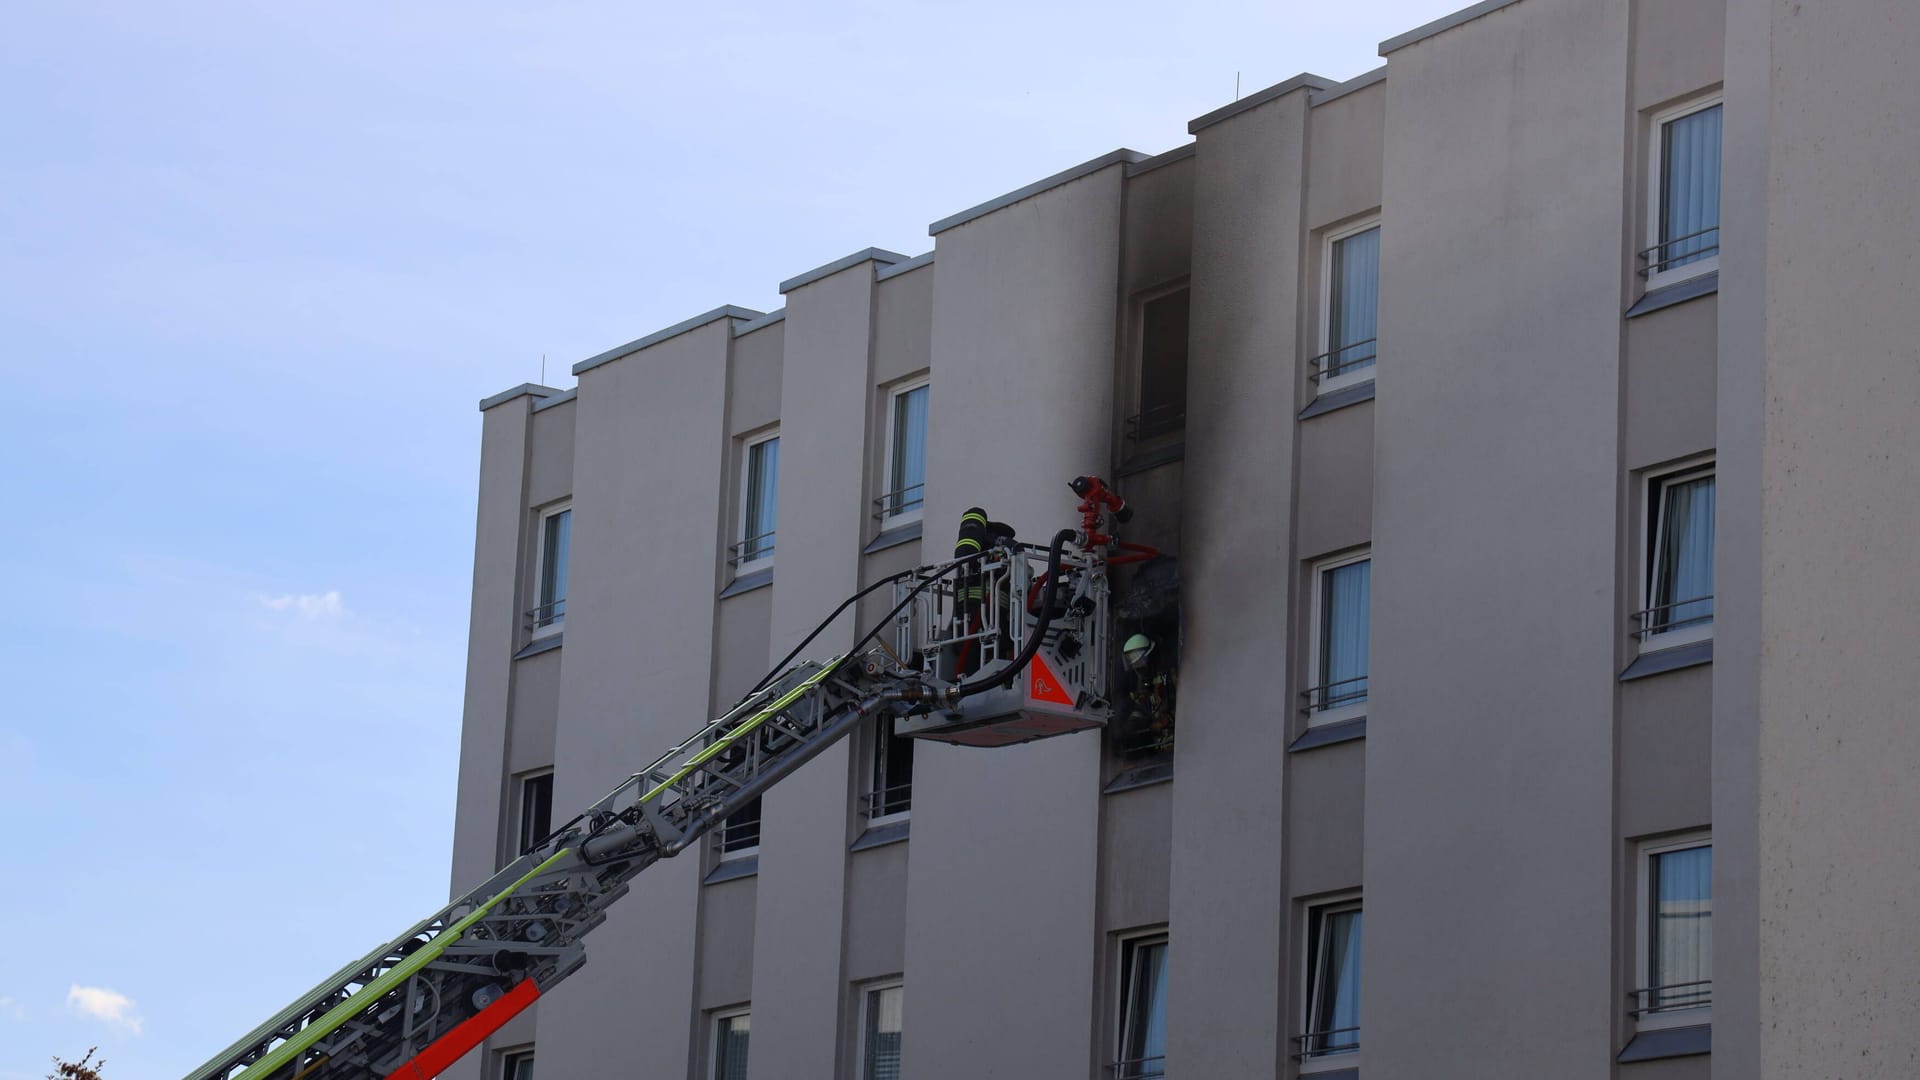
503 1052 533 1080
871 720 914 818
743 436 779 563
1327 227 1380 380
537 508 570 626
714 1013 750 1080
1649 845 1713 1012
862 985 903 1080
1649 471 1715 635
887 385 928 517
517 772 553 855
1317 559 1371 712
1306 905 1363 1056
721 795 761 855
1659 104 1723 272
1118 938 1169 1079
1136 289 1189 437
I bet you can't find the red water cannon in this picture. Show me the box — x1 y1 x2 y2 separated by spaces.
1069 475 1158 565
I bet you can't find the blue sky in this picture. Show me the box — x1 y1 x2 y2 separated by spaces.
0 2 1455 1075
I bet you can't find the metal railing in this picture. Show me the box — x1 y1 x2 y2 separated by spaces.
1291 1027 1360 1060
1628 979 1712 1017
861 782 914 819
1300 675 1369 715
1106 1055 1166 1079
728 530 776 567
1124 402 1186 443
873 483 925 520
1631 594 1714 639
1112 724 1175 758
1638 226 1720 277
1307 338 1377 384
717 814 761 854
524 598 565 633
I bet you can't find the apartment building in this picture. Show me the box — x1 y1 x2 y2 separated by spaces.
447 0 1920 1077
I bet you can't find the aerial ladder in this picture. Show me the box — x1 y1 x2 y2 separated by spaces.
185 477 1155 1080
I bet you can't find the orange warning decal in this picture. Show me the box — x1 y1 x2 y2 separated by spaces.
1027 653 1075 707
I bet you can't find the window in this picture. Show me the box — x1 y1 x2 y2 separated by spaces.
515 769 554 856
719 795 761 859
1114 934 1168 1080
711 1008 750 1080
1644 96 1722 287
866 718 914 821
1313 218 1380 394
858 981 904 1080
1129 287 1189 443
1635 836 1712 1023
500 1049 534 1080
734 431 779 571
1305 552 1370 724
1638 461 1714 648
1301 899 1363 1060
879 380 928 523
530 504 570 637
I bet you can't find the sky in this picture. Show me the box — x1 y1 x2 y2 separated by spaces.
0 2 1461 1075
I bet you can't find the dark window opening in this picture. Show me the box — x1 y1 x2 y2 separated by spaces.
1129 289 1189 442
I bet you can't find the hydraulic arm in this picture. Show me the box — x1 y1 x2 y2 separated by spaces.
185 488 1130 1080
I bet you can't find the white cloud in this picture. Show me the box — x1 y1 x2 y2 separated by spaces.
260 590 346 618
66 985 141 1034
0 995 23 1020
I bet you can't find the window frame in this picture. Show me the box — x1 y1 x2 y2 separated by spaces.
1638 456 1716 651
1635 832 1714 1030
709 1005 751 1080
1128 280 1191 443
513 767 555 857
1315 214 1383 396
879 376 930 527
734 428 780 574
1113 929 1169 1080
1299 894 1363 1066
1306 548 1372 727
716 794 761 863
498 1047 534 1080
530 502 571 639
864 717 913 825
1643 92 1724 291
854 978 904 1080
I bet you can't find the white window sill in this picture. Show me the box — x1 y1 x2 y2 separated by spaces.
1637 1004 1712 1033
717 846 759 863
1298 1049 1361 1075
1638 622 1713 652
880 508 924 530
1314 369 1375 397
1306 701 1367 729
733 557 774 577
530 620 564 641
1644 255 1719 294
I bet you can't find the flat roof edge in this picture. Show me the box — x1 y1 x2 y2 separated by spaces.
1379 0 1527 55
1125 142 1197 177
477 382 562 412
530 387 578 412
875 250 934 281
778 247 910 294
1310 65 1388 106
572 304 763 375
1188 72 1336 134
732 308 788 336
928 148 1147 236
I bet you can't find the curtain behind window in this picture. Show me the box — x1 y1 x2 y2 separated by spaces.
1321 560 1372 706
1313 909 1363 1052
1330 227 1381 376
863 986 903 1080
716 1015 750 1080
889 386 928 513
1661 105 1722 269
540 509 570 613
745 437 779 560
1119 940 1168 1078
1655 475 1715 630
1651 846 1713 1009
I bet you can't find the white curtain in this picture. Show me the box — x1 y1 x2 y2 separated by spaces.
746 437 779 559
1315 909 1363 1050
1656 475 1715 629
1331 227 1380 375
1652 846 1713 1009
541 509 570 612
716 1015 751 1080
1662 105 1722 268
890 385 928 513
1321 560 1372 706
864 986 903 1080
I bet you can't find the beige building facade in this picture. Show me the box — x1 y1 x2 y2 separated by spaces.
448 1 1920 1077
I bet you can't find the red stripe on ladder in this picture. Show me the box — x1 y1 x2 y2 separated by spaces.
387 979 541 1079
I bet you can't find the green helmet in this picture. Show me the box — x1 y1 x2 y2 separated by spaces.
1122 634 1155 668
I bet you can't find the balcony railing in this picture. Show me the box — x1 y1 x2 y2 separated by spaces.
861 782 914 819
1631 594 1714 639
1638 226 1720 278
1628 979 1712 1017
1106 1055 1166 1080
1124 401 1186 444
524 598 565 633
717 814 760 854
1291 1027 1360 1060
873 483 925 520
727 530 776 568
1307 338 1377 385
1300 674 1369 715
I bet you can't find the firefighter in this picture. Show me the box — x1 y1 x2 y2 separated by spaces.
1116 631 1175 752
